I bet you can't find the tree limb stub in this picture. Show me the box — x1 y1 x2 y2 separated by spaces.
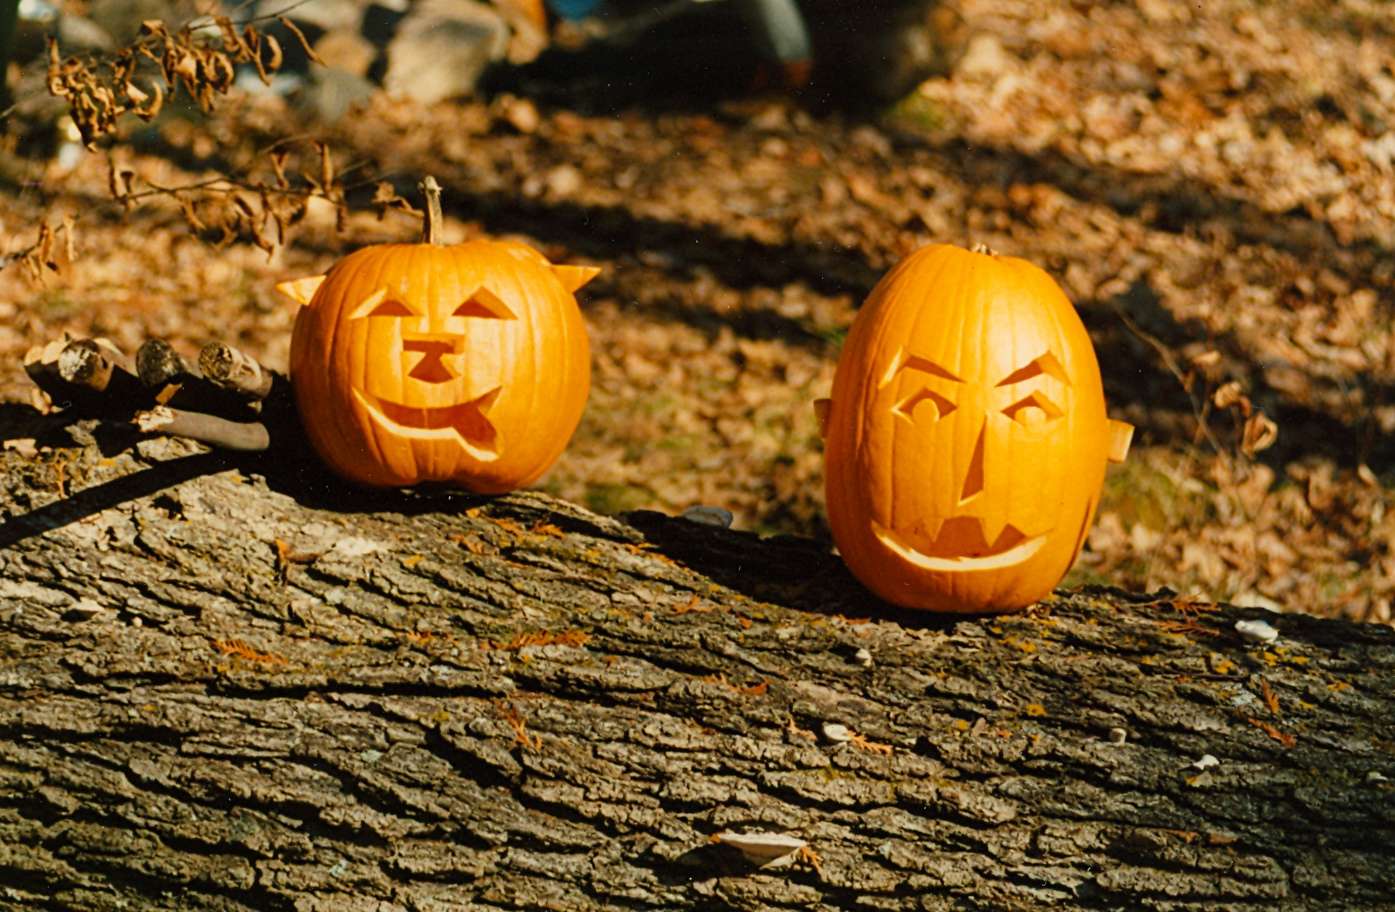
137 339 262 417
0 428 1391 911
135 337 191 390
199 341 277 400
25 337 152 417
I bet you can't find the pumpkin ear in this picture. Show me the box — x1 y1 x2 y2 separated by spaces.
813 398 832 439
276 274 326 307
552 264 601 294
1107 419 1133 464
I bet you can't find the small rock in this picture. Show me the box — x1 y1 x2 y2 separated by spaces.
1235 619 1279 644
269 0 364 33
680 506 734 529
63 598 105 621
820 722 852 743
18 0 57 22
1368 771 1389 784
56 11 116 51
302 67 377 123
382 0 509 105
850 646 872 667
1229 690 1258 708
313 28 379 77
3 438 38 458
497 95 540 133
545 163 582 197
1192 754 1220 770
1108 727 1127 745
330 537 385 558
713 831 807 866
956 33 1009 80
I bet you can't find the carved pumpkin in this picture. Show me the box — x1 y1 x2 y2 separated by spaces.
279 177 597 493
819 243 1132 613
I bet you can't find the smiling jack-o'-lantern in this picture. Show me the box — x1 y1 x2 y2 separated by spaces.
278 177 597 493
819 243 1132 613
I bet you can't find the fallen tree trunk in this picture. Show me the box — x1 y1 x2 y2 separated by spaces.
0 418 1392 911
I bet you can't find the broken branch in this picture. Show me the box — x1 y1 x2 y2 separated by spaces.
137 338 259 417
24 337 151 415
199 341 277 400
134 406 271 452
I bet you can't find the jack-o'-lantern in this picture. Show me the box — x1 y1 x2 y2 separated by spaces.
279 177 597 493
819 243 1132 613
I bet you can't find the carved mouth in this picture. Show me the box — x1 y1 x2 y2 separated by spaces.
353 387 501 462
872 517 1046 571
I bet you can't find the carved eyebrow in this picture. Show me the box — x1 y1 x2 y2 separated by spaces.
996 351 1070 387
349 288 417 319
879 349 963 387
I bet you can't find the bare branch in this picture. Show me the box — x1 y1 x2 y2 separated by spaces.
134 406 271 451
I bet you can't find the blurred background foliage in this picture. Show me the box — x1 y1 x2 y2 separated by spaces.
2 0 1394 625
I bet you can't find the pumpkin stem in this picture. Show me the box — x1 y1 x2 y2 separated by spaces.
419 175 444 246
970 242 999 256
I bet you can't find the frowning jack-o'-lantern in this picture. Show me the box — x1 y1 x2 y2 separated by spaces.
819 243 1132 613
278 177 597 493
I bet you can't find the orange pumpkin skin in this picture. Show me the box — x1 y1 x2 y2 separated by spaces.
823 244 1131 613
287 238 594 493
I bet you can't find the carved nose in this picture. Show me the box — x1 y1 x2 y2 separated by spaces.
403 338 458 384
959 420 985 505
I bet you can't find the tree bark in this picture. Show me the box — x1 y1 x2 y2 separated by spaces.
0 419 1392 911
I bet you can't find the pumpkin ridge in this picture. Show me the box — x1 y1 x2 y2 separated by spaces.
365 246 401 483
882 244 953 536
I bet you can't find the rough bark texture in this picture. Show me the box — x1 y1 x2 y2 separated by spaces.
0 416 1392 912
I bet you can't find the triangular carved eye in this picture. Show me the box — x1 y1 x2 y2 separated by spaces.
895 386 958 422
349 288 417 319
1002 391 1064 426
369 298 415 317
455 286 517 320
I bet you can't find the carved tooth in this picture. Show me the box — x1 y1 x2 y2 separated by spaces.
916 514 945 546
1234 619 1278 644
977 514 1010 553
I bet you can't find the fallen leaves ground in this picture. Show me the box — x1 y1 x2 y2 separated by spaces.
2 0 1392 624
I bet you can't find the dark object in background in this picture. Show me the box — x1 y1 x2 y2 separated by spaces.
0 0 16 111
802 0 948 104
496 0 944 111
